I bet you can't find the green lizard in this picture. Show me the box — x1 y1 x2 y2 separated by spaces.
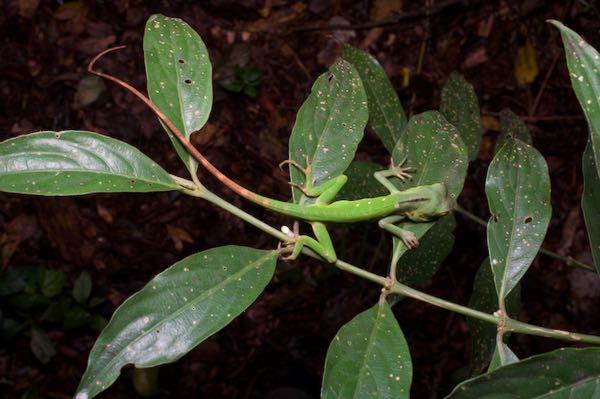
88 49 452 263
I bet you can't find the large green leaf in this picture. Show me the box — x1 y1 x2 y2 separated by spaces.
396 214 456 286
550 20 600 176
0 131 179 195
486 138 551 300
391 111 468 259
582 140 600 274
337 161 388 201
446 347 600 398
75 246 277 399
288 58 368 203
144 14 213 175
342 45 407 154
467 258 520 376
440 72 483 161
321 302 412 399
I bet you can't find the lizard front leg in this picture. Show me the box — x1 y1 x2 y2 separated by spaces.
378 215 420 249
374 157 416 194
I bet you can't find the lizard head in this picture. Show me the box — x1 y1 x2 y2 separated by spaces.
405 182 451 222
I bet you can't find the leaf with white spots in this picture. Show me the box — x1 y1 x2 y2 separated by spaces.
582 140 600 274
342 45 407 154
446 347 600 398
467 258 520 376
337 161 388 201
75 246 277 399
440 72 483 161
288 58 368 203
144 14 212 176
390 111 468 259
0 131 179 195
486 138 551 300
550 20 600 176
496 109 532 152
321 302 412 399
395 214 456 287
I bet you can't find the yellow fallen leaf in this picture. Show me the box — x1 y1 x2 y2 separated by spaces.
515 38 538 86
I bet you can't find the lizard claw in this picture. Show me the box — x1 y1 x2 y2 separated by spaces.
390 156 416 182
279 159 308 176
401 231 420 249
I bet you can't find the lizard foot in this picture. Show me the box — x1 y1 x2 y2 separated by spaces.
279 159 307 176
390 156 416 182
278 224 301 261
400 230 420 249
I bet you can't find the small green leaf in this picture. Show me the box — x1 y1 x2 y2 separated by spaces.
496 109 532 151
30 327 56 364
446 347 600 398
396 214 456 286
337 161 388 201
0 131 179 195
0 268 26 296
63 306 93 330
582 140 600 274
144 14 213 175
288 58 368 203
550 20 600 176
43 297 72 323
440 72 483 161
391 111 468 259
73 271 92 304
342 45 407 154
486 138 551 300
75 246 277 399
488 343 519 372
467 258 520 375
38 269 65 298
322 302 412 399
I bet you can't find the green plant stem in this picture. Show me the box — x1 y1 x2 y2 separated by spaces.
454 205 595 272
178 179 600 345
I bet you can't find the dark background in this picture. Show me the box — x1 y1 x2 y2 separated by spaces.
1 0 600 398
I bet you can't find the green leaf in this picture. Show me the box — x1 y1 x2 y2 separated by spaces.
288 58 368 203
467 258 520 375
0 268 26 296
440 72 483 161
486 138 551 299
582 140 600 274
550 20 600 176
38 268 65 298
73 271 92 304
63 306 93 330
43 297 72 323
488 343 519 372
0 131 179 195
30 327 56 364
75 246 277 399
446 347 600 398
396 214 456 286
337 161 388 201
496 109 532 151
391 111 468 259
321 302 412 399
342 45 407 154
144 14 212 176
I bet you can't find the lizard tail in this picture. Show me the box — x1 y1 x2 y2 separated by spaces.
88 46 269 207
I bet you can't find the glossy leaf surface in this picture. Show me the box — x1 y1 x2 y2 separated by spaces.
0 131 179 195
322 302 412 399
338 161 388 201
391 111 468 259
467 258 520 375
396 214 456 286
440 72 483 161
446 347 600 398
144 14 212 175
288 59 368 203
342 45 407 154
75 246 277 399
486 138 550 299
550 20 600 176
582 140 600 274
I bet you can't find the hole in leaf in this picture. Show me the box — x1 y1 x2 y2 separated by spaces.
156 329 160 334
184 79 192 84
327 74 335 83
492 214 498 222
178 59 186 64
524 216 533 224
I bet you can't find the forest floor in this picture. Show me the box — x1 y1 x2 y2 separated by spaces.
1 1 600 398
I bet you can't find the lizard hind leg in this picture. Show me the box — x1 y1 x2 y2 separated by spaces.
280 222 337 263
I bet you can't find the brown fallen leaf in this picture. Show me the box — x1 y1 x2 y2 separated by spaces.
166 224 194 251
515 38 538 86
